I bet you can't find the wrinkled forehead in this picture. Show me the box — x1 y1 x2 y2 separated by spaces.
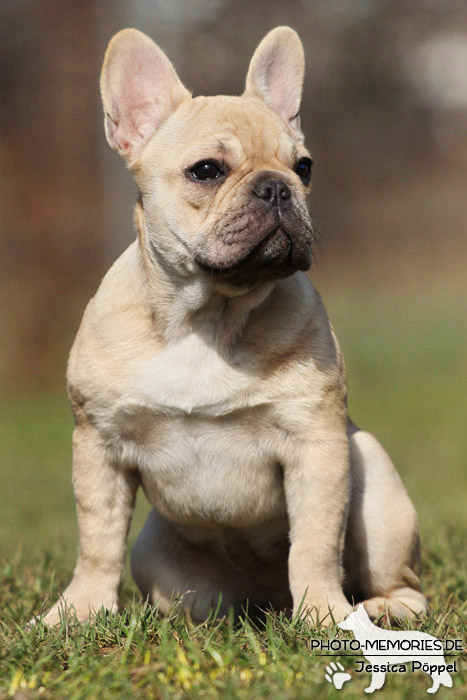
153 95 299 167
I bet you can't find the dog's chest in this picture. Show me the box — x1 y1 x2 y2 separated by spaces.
104 333 286 525
132 331 257 416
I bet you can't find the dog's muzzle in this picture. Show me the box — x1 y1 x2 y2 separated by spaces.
195 173 313 286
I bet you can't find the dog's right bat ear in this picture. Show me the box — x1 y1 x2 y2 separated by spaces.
100 29 190 164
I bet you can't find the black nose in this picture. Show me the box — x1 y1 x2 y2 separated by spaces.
253 178 291 205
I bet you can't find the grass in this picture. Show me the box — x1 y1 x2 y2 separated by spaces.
1 573 465 700
0 286 466 699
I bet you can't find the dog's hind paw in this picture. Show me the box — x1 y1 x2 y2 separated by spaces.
363 588 427 622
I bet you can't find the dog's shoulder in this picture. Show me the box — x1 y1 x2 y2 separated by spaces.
67 241 161 408
252 273 346 386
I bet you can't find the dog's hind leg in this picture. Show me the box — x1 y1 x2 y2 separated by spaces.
131 509 245 619
344 423 427 621
131 509 289 621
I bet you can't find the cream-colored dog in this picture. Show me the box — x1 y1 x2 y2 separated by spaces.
38 27 426 626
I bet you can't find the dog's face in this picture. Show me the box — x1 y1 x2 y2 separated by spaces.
101 27 313 288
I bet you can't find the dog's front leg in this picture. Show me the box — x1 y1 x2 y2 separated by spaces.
38 423 139 626
284 433 353 624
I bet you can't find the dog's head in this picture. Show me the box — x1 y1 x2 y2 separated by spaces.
101 27 313 288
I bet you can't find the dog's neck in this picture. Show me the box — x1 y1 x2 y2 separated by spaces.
135 203 275 349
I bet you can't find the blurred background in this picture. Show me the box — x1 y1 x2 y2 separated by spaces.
1 1 466 563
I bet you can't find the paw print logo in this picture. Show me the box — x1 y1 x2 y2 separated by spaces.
325 661 352 690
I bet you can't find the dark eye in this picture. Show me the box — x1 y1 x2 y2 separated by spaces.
294 157 313 184
189 160 223 181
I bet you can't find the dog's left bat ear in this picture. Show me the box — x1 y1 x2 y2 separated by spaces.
244 26 305 136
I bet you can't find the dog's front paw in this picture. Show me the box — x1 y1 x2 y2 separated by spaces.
296 598 353 626
29 588 119 627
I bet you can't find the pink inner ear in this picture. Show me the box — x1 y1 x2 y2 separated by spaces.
266 63 291 119
106 43 180 157
246 32 304 136
258 53 301 135
107 120 131 154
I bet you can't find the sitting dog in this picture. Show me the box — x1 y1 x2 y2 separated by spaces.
38 27 427 626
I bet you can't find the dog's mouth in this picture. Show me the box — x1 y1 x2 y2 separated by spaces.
195 225 312 287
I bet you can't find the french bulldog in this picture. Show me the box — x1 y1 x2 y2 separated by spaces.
37 27 427 626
